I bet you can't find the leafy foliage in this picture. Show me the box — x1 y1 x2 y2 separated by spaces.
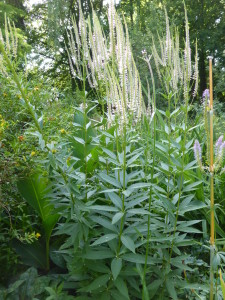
1 1 225 299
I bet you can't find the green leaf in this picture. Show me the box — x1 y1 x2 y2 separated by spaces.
102 148 117 160
17 174 59 241
99 172 121 188
88 205 119 212
82 250 114 260
91 216 117 232
74 136 85 144
112 212 124 224
155 142 168 153
179 200 207 214
122 253 157 265
91 234 118 246
127 208 150 215
127 182 151 190
111 258 122 280
108 192 123 209
12 240 47 269
185 139 194 150
166 279 177 300
171 107 180 116
121 235 135 253
18 175 48 220
183 181 202 192
114 277 130 299
127 152 142 166
125 195 149 209
184 160 198 171
100 292 111 300
147 279 163 299
78 274 110 292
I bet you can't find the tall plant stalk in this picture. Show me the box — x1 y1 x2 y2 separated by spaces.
142 67 156 300
209 56 215 300
0 41 42 134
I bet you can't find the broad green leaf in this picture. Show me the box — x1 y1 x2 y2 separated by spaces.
102 148 117 160
7 279 25 294
127 182 151 190
122 253 157 265
91 216 117 232
100 292 111 300
184 160 197 170
127 208 150 215
185 131 196 149
177 227 201 233
111 258 122 280
91 234 118 246
147 279 163 299
88 205 119 212
121 235 135 253
111 289 127 300
155 142 168 153
157 109 166 116
18 175 48 220
112 212 124 224
179 200 207 214
78 274 110 292
17 174 59 241
171 107 180 116
82 250 114 259
108 192 123 209
183 181 202 192
127 152 142 166
99 173 121 188
74 110 85 127
166 279 177 300
179 282 209 292
74 136 85 144
125 195 149 209
12 240 47 269
87 262 110 274
114 277 130 299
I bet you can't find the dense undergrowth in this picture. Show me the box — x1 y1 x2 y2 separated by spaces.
1 2 225 299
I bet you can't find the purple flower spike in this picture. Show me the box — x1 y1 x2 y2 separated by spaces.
194 140 202 162
216 135 224 148
202 89 210 99
215 135 224 154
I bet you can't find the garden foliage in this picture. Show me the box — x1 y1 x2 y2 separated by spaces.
1 1 225 299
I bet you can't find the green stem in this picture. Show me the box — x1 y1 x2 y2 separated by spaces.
160 89 189 299
142 73 156 299
117 125 126 254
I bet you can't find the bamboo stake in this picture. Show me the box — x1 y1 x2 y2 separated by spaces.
209 56 214 300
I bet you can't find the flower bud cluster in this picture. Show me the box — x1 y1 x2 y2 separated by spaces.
194 140 203 170
0 15 18 75
67 0 144 130
150 7 198 100
194 136 225 174
215 135 225 172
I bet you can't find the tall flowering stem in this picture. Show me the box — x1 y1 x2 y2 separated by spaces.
67 1 144 129
209 56 215 300
194 59 225 298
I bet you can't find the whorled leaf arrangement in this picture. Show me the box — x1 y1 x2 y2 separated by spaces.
66 0 145 128
0 14 18 76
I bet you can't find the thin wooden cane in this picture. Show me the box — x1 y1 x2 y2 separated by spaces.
209 56 214 300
